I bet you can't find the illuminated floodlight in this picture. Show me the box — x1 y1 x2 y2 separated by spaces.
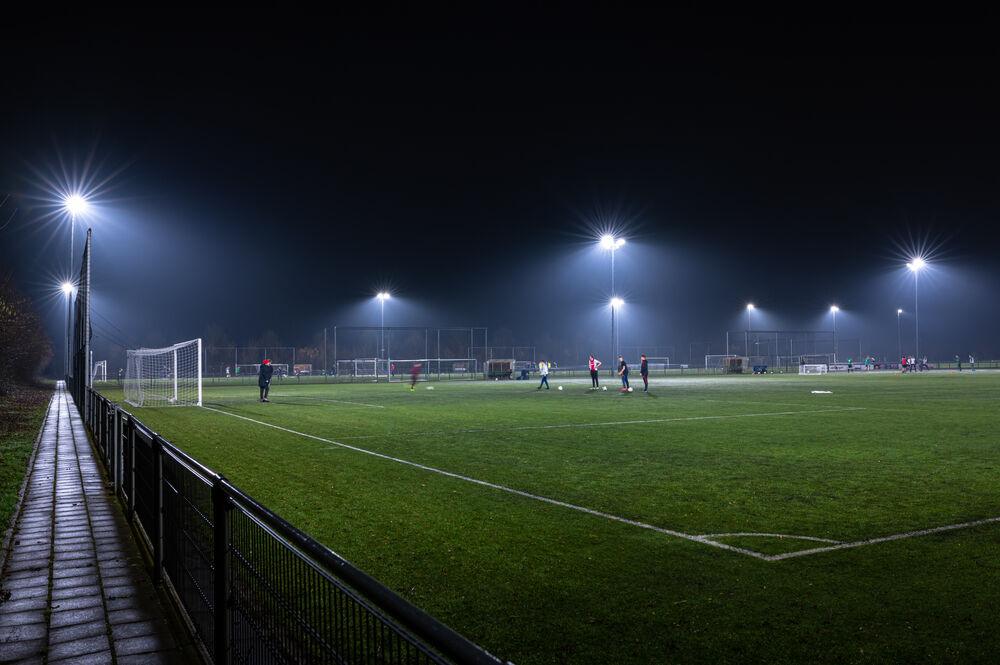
746 303 754 310
610 297 624 308
61 281 74 295
830 305 839 313
906 257 926 272
377 291 391 301
897 308 903 314
63 194 89 216
599 234 625 249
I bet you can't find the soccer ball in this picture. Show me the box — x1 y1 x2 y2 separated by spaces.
601 386 607 391
558 386 563 391
627 387 633 392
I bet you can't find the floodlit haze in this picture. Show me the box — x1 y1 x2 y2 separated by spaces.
2 20 999 371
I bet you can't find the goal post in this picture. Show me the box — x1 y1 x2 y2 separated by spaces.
799 364 829 375
91 360 107 383
125 338 203 407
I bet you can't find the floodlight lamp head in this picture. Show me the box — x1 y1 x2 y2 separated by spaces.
907 257 926 272
610 297 624 308
897 308 903 314
63 194 89 216
61 281 74 295
615 237 625 249
746 303 754 310
600 235 615 249
377 291 391 301
830 305 839 313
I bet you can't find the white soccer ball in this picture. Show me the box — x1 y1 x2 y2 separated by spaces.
558 386 563 390
602 386 607 391
628 387 633 392
426 386 434 390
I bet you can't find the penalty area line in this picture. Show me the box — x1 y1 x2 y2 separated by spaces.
200 404 993 562
199 404 770 560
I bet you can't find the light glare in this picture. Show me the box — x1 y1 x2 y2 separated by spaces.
610 297 624 308
376 291 391 300
746 303 754 310
830 305 839 313
897 308 903 314
600 235 615 249
906 257 926 272
63 194 89 216
61 281 74 295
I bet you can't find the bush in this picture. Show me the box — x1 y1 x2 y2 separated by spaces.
0 279 53 394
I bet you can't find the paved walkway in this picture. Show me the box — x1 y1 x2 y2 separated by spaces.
0 384 192 664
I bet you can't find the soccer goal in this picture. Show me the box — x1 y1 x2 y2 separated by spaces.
383 359 478 382
799 364 829 375
800 354 834 366
124 338 202 407
92 360 107 383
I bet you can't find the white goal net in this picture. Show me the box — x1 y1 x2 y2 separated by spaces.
125 338 202 407
799 364 829 375
92 360 107 383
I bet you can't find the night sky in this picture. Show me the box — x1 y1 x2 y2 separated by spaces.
2 20 999 370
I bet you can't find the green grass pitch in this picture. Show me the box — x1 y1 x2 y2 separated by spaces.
97 372 1000 664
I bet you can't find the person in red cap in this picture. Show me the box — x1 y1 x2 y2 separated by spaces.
258 359 274 402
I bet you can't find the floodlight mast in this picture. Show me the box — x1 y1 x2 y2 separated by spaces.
377 292 391 364
830 306 839 362
610 298 624 361
62 195 88 381
600 235 626 364
61 282 73 378
906 258 925 363
897 309 903 365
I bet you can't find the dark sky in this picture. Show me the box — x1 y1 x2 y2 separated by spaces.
2 19 999 369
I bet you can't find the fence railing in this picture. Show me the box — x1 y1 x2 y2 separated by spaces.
83 387 510 665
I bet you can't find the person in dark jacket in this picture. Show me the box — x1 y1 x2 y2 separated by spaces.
259 359 274 402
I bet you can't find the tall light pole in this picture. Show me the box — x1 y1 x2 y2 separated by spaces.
63 195 88 380
64 194 88 276
906 258 926 363
600 235 626 364
610 298 624 362
376 292 391 360
830 306 839 363
896 309 903 365
61 282 74 378
746 303 754 359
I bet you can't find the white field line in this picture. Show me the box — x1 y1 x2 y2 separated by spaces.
700 532 843 544
200 405 1000 561
201 405 769 559
754 516 1000 561
334 407 866 440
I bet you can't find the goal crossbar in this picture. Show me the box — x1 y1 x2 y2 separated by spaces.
125 338 202 407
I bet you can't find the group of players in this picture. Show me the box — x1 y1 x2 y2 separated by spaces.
536 354 650 393
256 355 653 402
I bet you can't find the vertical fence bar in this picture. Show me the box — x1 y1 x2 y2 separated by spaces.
213 480 231 665
112 404 120 492
152 436 164 582
127 418 136 522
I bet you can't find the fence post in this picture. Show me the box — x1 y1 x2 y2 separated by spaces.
112 405 120 493
152 436 164 582
212 480 232 665
127 419 136 522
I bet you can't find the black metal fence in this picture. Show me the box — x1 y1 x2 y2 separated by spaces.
83 388 510 665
